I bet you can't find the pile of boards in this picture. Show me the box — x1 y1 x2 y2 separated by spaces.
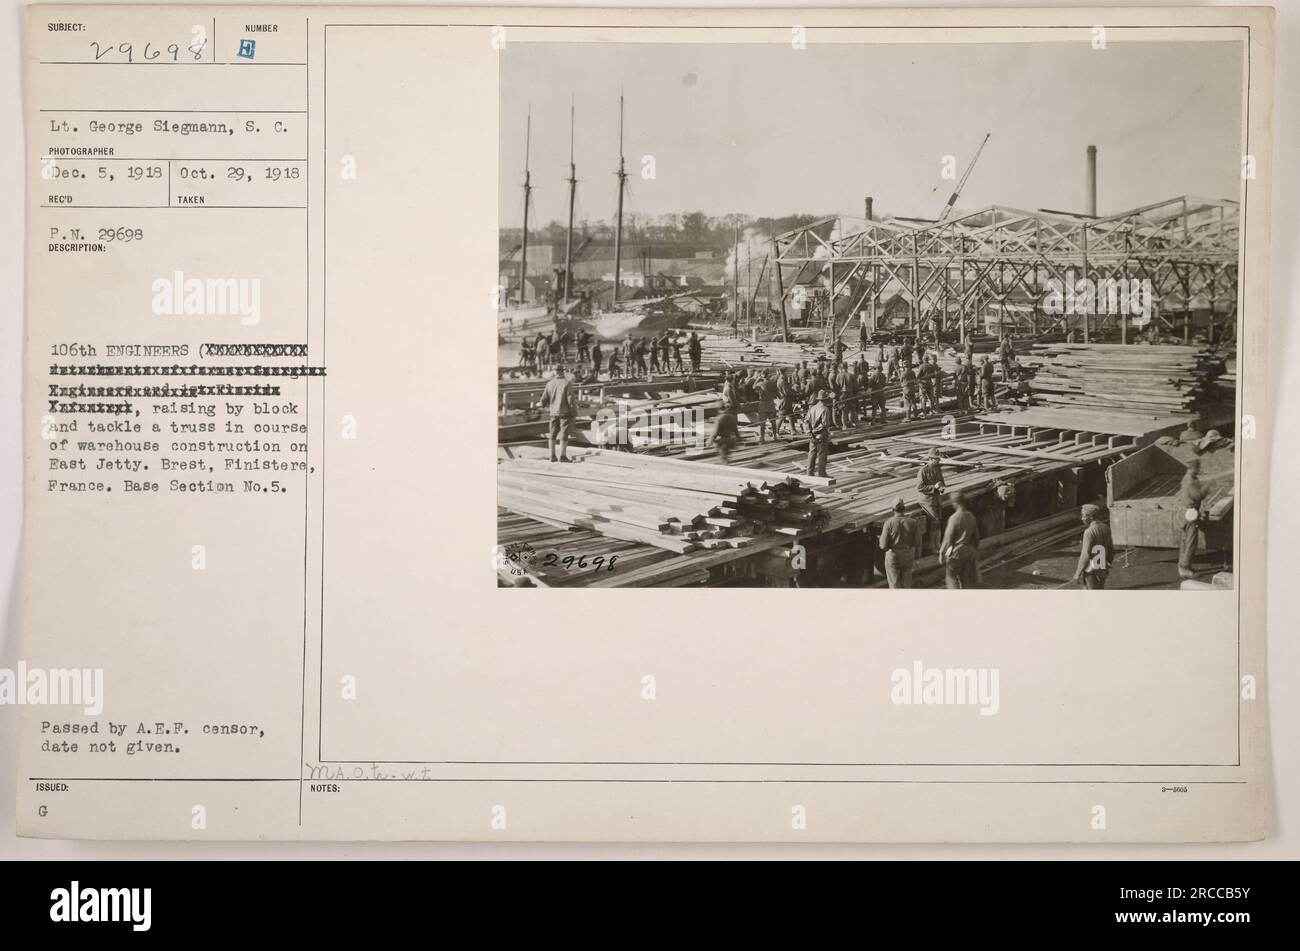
497 447 829 553
1016 343 1222 417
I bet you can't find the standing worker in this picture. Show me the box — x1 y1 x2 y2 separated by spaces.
841 365 859 428
918 355 937 416
999 333 1016 382
979 355 997 410
621 336 635 378
902 363 919 420
1177 457 1207 580
540 367 578 463
940 491 981 588
916 448 947 552
670 334 685 372
953 356 970 414
1072 503 1115 589
776 368 801 438
805 389 833 477
687 331 702 373
879 498 920 589
869 362 888 425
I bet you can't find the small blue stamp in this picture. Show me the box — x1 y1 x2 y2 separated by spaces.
237 39 256 59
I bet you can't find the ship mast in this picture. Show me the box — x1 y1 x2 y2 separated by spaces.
518 110 532 306
732 221 740 332
563 99 577 307
612 92 627 307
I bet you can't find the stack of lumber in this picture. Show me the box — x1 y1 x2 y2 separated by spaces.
1017 343 1221 417
498 418 1137 586
663 423 1132 535
497 448 829 553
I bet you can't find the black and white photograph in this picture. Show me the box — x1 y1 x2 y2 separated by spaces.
497 40 1242 590
4 0 1290 880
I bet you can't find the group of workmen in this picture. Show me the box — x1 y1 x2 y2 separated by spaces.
875 448 1117 590
519 328 704 379
709 336 1014 477
879 451 986 589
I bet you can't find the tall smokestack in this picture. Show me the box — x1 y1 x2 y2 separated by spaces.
864 196 874 221
1086 145 1097 216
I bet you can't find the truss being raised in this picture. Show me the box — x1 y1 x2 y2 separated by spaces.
771 196 1239 345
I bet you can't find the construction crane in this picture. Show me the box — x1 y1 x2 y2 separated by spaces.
938 132 991 222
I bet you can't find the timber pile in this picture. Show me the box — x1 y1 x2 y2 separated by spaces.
497 418 1134 587
659 423 1130 535
497 448 829 553
1017 343 1221 416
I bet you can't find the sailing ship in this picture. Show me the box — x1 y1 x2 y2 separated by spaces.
497 95 718 345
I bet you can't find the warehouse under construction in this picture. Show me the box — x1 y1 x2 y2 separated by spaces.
496 126 1239 590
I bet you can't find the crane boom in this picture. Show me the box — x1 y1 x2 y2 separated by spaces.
938 132 991 221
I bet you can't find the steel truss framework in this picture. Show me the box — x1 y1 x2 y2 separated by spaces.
771 196 1239 345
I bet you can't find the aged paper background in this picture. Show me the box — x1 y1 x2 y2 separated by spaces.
3 2 1294 851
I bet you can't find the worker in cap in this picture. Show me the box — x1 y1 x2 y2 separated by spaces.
979 354 997 410
901 359 919 420
879 497 919 588
867 360 889 425
916 449 947 553
805 387 833 477
1073 503 1115 589
540 365 578 463
1177 457 1206 580
952 354 970 414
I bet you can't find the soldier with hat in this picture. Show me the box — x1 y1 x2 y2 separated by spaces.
805 389 833 477
916 448 947 552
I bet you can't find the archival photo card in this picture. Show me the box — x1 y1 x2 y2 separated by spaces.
18 5 1273 842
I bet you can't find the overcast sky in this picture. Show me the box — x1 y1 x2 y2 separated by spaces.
499 40 1243 227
